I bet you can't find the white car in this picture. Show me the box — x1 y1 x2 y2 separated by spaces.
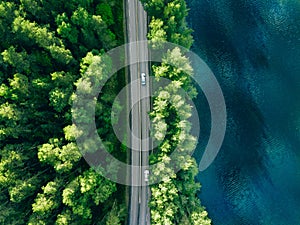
141 72 146 86
144 169 149 182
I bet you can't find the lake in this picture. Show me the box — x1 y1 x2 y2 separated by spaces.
187 0 300 224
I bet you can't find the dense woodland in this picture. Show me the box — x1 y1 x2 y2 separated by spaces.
0 0 126 224
142 0 211 224
0 0 210 224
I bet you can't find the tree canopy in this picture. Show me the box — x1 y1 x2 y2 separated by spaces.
0 0 126 224
142 0 211 224
0 0 211 224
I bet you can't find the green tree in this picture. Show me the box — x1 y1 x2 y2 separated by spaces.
142 0 211 224
62 169 116 220
96 3 114 26
148 17 167 49
0 0 125 224
104 202 126 225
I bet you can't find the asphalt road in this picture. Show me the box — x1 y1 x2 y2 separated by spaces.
126 0 150 224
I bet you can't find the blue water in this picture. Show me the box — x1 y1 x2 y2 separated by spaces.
187 0 300 224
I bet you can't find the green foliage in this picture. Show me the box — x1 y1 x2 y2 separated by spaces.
2 47 30 74
56 13 79 44
55 209 86 225
96 3 114 26
0 0 125 224
0 102 22 139
150 181 179 225
62 169 116 219
9 73 30 97
49 87 72 112
12 15 74 64
0 147 26 186
153 47 197 97
38 140 82 173
143 0 211 224
148 17 167 49
141 0 165 17
9 178 38 203
143 0 193 48
68 7 116 50
105 202 126 225
32 180 61 216
190 209 211 225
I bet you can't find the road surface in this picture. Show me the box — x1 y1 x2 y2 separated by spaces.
126 0 150 224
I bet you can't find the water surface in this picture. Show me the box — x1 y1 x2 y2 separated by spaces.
187 0 300 224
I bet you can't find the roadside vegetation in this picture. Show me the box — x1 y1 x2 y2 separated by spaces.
141 0 212 224
0 0 211 224
0 0 126 224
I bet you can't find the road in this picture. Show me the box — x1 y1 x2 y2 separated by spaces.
126 0 150 225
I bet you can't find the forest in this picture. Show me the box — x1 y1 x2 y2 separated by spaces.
142 0 211 224
0 0 126 224
0 0 210 224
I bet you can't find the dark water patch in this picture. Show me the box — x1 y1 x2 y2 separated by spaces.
188 0 300 224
